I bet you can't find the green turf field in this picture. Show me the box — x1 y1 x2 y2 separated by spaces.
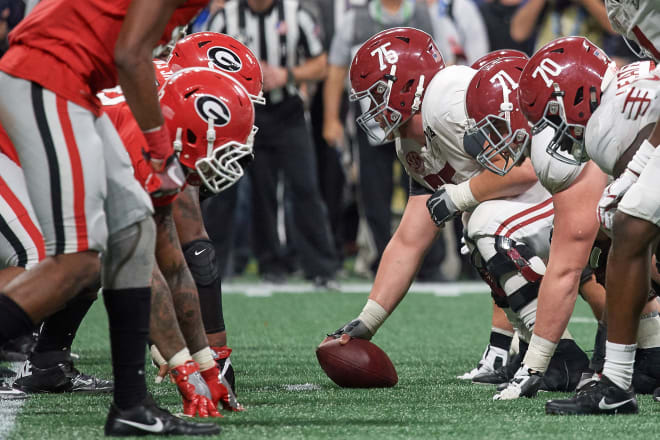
2 285 659 439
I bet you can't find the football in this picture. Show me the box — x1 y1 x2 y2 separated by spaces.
316 336 398 388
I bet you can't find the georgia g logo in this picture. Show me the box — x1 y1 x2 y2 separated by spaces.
195 95 231 127
208 47 242 72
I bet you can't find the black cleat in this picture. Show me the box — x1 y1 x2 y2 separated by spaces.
654 387 660 402
632 347 660 394
13 360 113 393
104 396 220 437
545 375 638 415
0 384 27 400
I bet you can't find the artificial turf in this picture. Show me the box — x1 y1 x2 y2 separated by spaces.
4 287 659 439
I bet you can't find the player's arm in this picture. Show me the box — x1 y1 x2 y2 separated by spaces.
427 157 538 227
323 64 348 147
533 161 608 342
330 194 441 340
470 157 538 201
114 0 186 159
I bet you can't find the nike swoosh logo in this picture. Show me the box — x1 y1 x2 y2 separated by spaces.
194 249 206 256
116 417 164 433
598 397 633 410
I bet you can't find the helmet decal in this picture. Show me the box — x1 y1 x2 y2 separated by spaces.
195 95 231 127
208 47 243 72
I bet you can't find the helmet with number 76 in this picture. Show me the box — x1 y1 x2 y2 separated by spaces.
159 67 256 194
464 57 530 176
518 36 617 165
349 27 445 143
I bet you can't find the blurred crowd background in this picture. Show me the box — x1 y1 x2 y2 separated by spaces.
0 0 641 286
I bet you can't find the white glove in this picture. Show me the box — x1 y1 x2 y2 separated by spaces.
597 171 636 233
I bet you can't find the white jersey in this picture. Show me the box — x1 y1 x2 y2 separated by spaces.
532 61 658 193
396 65 481 191
586 61 658 175
606 0 660 61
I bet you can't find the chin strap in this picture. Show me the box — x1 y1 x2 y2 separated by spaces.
411 74 425 112
173 127 183 153
206 118 216 157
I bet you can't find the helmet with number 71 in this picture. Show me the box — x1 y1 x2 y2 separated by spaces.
168 32 265 105
470 49 528 70
518 36 617 165
349 27 445 143
159 67 256 194
464 57 530 176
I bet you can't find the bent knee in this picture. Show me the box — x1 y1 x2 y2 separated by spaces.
612 211 660 254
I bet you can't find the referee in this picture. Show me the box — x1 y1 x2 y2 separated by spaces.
205 0 340 286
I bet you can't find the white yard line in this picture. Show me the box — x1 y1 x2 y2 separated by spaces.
221 281 490 297
0 361 27 439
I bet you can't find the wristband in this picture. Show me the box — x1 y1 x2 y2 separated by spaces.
357 299 389 335
626 139 655 177
142 124 172 161
446 180 479 211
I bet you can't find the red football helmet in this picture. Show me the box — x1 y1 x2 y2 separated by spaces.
470 49 528 70
168 32 265 105
464 57 530 176
518 36 617 165
159 67 257 193
349 27 445 143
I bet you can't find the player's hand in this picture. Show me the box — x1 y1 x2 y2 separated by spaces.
327 319 374 343
170 361 222 418
426 185 461 228
144 151 186 199
200 365 245 412
323 118 345 148
597 170 636 233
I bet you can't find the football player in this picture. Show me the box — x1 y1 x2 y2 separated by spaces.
164 32 265 400
457 49 531 383
99 65 255 416
476 36 660 412
605 0 660 404
0 124 112 398
328 28 587 392
0 0 220 436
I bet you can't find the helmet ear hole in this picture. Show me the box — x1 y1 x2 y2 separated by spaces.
402 79 414 93
573 86 584 105
187 129 197 144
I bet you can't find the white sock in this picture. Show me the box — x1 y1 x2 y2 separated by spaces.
637 312 660 349
167 347 193 369
192 346 216 372
523 333 557 374
602 341 636 390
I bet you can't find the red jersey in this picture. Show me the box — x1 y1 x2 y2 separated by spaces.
0 0 207 116
99 93 178 207
0 124 19 165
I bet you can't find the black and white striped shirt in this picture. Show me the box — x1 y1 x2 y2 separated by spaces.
206 0 324 104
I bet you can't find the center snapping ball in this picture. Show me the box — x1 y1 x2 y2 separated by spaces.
316 336 398 388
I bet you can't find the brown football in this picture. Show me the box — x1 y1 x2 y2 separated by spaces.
316 336 398 388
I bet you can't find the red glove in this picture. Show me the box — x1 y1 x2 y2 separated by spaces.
200 365 244 412
170 361 222 418
143 152 185 199
142 124 173 163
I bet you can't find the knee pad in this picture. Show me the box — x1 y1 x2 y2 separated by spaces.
182 239 218 286
486 236 545 284
102 217 155 289
468 247 508 307
183 239 225 334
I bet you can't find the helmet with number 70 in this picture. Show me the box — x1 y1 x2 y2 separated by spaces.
349 27 445 143
464 57 530 176
168 32 265 105
159 67 256 194
518 36 617 165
